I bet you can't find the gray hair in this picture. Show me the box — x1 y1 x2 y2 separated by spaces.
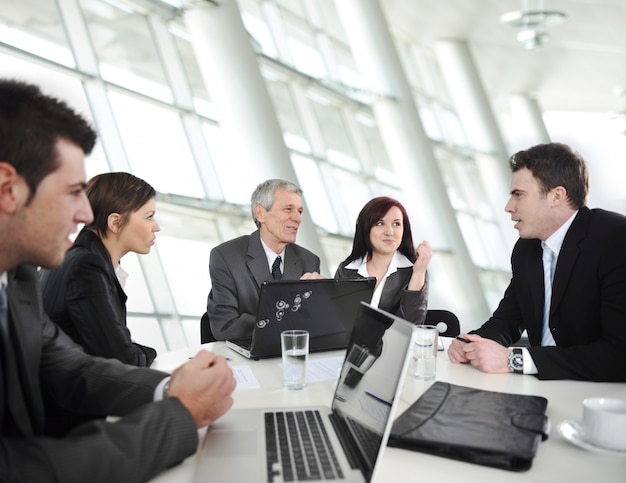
251 179 303 228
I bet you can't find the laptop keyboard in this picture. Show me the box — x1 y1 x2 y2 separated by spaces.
265 410 345 482
345 417 381 466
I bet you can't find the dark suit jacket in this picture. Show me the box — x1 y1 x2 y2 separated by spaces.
473 207 626 381
334 260 428 325
39 229 156 366
207 230 321 340
0 265 197 483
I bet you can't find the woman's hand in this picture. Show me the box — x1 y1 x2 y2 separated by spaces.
408 240 433 290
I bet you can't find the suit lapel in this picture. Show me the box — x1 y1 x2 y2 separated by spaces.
379 271 403 309
551 209 588 313
247 230 272 289
247 231 305 283
79 230 128 306
283 245 303 280
524 242 545 336
4 268 45 435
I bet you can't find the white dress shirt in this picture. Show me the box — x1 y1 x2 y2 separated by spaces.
520 210 578 374
260 238 285 275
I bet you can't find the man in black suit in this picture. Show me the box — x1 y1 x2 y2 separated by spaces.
448 142 626 381
0 79 236 482
207 179 323 340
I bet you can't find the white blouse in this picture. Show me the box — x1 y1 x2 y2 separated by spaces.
344 251 413 308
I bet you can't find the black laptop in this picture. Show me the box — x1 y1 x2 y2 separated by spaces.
226 278 376 359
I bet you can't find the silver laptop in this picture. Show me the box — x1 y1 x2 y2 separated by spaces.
194 302 416 483
226 278 376 359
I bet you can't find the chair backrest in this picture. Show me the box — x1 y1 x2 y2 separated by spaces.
200 312 217 343
425 309 460 337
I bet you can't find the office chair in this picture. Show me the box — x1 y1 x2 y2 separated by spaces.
200 312 217 343
425 309 460 337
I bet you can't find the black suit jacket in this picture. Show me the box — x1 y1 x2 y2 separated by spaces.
0 265 197 483
39 229 156 366
473 207 626 381
334 260 428 325
207 230 321 340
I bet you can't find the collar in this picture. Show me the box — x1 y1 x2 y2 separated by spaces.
115 263 129 289
544 210 578 256
260 237 285 269
345 251 413 277
0 271 7 287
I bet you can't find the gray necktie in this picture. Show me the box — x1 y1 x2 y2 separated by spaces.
272 256 282 280
541 242 557 346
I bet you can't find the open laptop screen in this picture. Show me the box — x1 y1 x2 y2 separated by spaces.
330 302 414 480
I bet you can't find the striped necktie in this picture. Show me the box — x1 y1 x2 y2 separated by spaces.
541 242 557 346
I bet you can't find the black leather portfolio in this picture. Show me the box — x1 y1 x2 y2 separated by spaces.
388 381 549 471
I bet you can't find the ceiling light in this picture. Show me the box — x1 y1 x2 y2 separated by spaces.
517 29 550 50
500 0 566 50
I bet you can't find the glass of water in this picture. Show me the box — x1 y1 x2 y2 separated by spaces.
413 325 438 381
281 330 309 390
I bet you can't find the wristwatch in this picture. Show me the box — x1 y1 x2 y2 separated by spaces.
162 379 170 398
507 348 524 374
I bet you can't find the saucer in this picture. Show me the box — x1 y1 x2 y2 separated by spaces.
558 420 626 457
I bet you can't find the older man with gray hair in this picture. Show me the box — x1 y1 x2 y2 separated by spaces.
206 179 323 341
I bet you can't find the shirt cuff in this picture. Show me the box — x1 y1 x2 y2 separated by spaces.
521 348 538 374
154 376 171 401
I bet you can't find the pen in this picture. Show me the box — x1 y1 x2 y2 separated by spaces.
365 391 392 407
189 356 232 361
455 336 470 343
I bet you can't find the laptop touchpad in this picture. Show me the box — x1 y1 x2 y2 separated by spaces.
207 429 257 456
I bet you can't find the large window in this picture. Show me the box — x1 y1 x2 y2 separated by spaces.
0 0 515 352
108 91 205 197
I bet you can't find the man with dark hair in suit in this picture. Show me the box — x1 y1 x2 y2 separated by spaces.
206 178 324 340
448 142 626 382
0 78 236 482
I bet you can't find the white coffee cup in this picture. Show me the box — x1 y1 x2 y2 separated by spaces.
582 397 626 451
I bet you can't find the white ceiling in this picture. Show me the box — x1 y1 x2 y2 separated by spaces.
381 0 626 115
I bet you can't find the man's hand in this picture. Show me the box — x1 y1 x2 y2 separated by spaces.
167 350 236 428
447 334 470 364
300 272 325 280
448 333 512 373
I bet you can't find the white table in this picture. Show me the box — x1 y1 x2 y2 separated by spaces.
149 340 626 482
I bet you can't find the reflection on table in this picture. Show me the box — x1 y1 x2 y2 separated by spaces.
149 339 626 483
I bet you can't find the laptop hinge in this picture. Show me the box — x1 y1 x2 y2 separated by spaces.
328 411 368 476
225 339 252 359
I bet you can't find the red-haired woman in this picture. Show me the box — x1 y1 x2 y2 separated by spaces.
335 196 432 324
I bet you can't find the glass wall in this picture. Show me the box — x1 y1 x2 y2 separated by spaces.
0 0 512 352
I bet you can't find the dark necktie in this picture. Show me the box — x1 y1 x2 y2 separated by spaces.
0 285 7 339
272 256 283 280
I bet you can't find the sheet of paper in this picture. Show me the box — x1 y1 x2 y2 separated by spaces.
278 355 344 383
308 356 345 382
358 392 390 424
232 365 260 390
